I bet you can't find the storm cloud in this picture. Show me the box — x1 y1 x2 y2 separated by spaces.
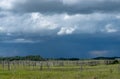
1 0 120 14
0 12 120 36
0 0 120 58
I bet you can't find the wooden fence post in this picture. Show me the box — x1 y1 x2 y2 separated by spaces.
40 61 43 70
7 60 11 71
2 61 5 70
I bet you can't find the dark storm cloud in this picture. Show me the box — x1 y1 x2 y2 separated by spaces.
0 34 120 58
0 0 120 58
11 0 120 14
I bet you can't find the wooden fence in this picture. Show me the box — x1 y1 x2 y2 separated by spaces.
0 60 119 71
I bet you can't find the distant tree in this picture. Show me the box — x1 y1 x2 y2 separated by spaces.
112 60 119 64
25 55 44 61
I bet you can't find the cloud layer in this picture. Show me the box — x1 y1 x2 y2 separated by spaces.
1 0 120 14
0 0 120 37
0 12 120 36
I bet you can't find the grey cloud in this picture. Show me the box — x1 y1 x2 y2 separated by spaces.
8 0 120 14
0 14 6 18
0 12 120 36
0 34 44 43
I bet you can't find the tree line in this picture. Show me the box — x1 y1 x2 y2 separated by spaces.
0 55 44 61
0 55 120 61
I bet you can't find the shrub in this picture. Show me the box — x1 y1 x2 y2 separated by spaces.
112 60 119 64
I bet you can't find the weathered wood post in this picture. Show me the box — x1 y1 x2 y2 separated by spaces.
118 63 120 72
28 60 31 70
13 61 17 70
2 61 5 70
32 61 36 70
80 61 84 71
60 61 64 66
46 61 50 70
32 61 34 70
7 60 11 71
40 61 43 70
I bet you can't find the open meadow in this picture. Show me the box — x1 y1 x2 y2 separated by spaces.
0 60 120 79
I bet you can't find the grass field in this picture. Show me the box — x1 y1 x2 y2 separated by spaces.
0 63 120 79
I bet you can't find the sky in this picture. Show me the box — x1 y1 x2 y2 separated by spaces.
0 0 120 58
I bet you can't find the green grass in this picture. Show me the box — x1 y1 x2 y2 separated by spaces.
0 64 120 79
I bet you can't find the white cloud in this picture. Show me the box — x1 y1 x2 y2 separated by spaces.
0 0 22 10
2 38 36 43
90 50 108 57
14 38 33 43
57 27 76 35
0 0 26 10
116 15 120 19
31 13 58 30
63 14 70 20
104 24 118 33
0 27 4 32
0 0 14 10
62 0 79 5
0 12 119 36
